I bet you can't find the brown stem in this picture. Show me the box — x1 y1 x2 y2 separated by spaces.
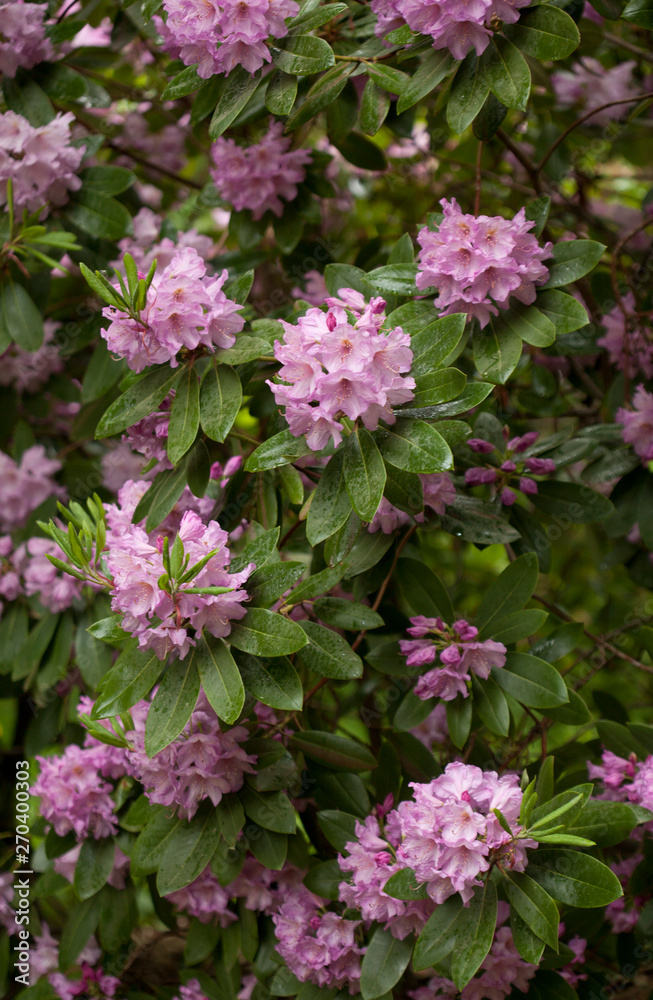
537 93 653 172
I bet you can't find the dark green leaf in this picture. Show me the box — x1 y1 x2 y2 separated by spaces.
240 787 296 833
286 64 355 130
168 365 200 464
396 557 454 622
307 449 352 545
200 364 242 443
195 633 245 725
244 429 311 472
377 419 453 473
527 849 623 907
413 895 463 970
504 4 580 59
266 70 298 114
473 320 522 383
96 367 180 438
237 652 303 710
344 428 386 521
447 52 489 133
397 49 455 114
291 731 377 771
493 652 568 709
360 927 414 1000
447 697 472 749
502 871 559 950
530 481 614 523
316 810 358 851
144 652 200 756
450 880 498 991
229 608 308 657
543 240 606 288
360 79 390 136
209 67 261 138
157 803 223 894
296 620 363 679
472 675 510 737
92 647 163 719
271 35 335 74
364 263 418 295
65 190 132 240
312 597 384 630
74 839 116 900
303 859 343 900
476 553 539 634
383 867 428 900
481 36 531 110
0 283 44 351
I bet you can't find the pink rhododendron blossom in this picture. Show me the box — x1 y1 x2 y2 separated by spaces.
0 445 63 532
154 0 299 78
597 294 653 379
102 246 244 372
551 58 637 126
617 385 653 463
105 502 253 659
268 288 415 451
0 1 54 77
123 396 173 469
369 0 530 59
272 886 364 993
338 814 433 938
401 617 507 701
0 111 84 215
292 270 329 305
411 702 449 746
390 764 532 904
166 865 237 925
174 980 211 1000
368 473 455 533
416 199 552 327
125 691 256 819
114 207 214 275
605 855 649 933
589 748 653 816
210 122 311 220
31 745 119 840
31 923 101 981
463 429 557 504
0 319 63 393
49 964 123 1000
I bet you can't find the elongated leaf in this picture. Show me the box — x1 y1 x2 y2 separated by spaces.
307 449 352 545
413 895 463 970
543 240 606 288
397 558 455 622
168 365 200 464
474 321 522 383
240 787 296 834
397 49 455 114
493 652 568 709
245 429 312 472
471 674 510 737
527 849 623 907
236 652 303 710
209 67 261 138
312 597 383 630
92 647 163 719
481 36 531 111
344 428 386 521
291 731 377 771
265 70 298 115
0 282 44 351
317 809 359 851
157 803 223 894
360 927 414 1000
447 51 489 133
200 365 242 443
195 633 245 724
229 608 307 657
377 419 453 473
504 4 579 59
131 809 182 876
502 871 559 950
530 481 614 523
271 35 335 75
96 367 180 438
296 620 363 679
74 839 116 900
476 553 539 634
144 652 201 756
450 880 498 991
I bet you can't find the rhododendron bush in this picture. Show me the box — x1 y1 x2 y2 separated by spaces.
4 0 653 998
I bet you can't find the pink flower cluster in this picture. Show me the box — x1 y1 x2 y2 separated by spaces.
370 0 530 63
122 691 256 819
617 385 653 463
389 763 531 904
0 111 84 215
369 472 455 534
416 199 552 328
102 246 244 372
30 923 113 999
0 319 64 394
154 0 299 78
105 504 253 660
588 749 653 815
269 288 416 451
114 207 214 276
597 294 653 379
174 981 211 1000
551 58 637 126
605 854 649 934
210 122 311 220
408 903 536 1000
50 963 123 1000
272 885 364 994
31 745 118 841
0 445 63 532
0 0 54 77
464 429 557 506
123 396 174 469
401 616 507 701
338 814 433 939
0 535 83 614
